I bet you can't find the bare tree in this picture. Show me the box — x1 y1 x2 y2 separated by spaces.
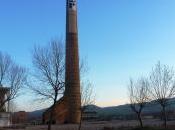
128 78 149 128
0 52 26 111
78 81 95 130
9 101 18 113
0 52 12 86
149 62 175 128
30 40 65 130
30 40 93 130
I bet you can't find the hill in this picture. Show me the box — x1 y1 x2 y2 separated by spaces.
27 98 175 121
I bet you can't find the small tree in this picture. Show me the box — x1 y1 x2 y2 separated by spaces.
128 78 149 128
78 81 95 130
30 41 65 130
149 62 175 128
0 52 26 111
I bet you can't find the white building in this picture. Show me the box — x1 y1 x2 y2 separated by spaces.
0 87 10 127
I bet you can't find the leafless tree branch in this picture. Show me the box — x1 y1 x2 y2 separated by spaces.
29 40 65 130
149 61 175 128
0 52 26 111
128 77 149 128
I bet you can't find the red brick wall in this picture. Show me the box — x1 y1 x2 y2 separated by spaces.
43 97 68 124
12 111 27 124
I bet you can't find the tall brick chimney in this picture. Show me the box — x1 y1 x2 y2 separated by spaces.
65 0 81 123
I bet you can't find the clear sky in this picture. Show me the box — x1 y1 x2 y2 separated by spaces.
1 0 175 111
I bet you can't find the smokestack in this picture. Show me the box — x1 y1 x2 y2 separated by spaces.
65 0 81 123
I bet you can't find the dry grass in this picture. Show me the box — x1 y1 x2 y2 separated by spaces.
2 120 175 130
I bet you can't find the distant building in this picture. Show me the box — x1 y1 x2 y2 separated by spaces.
29 118 42 125
0 86 10 127
12 111 27 124
82 111 98 121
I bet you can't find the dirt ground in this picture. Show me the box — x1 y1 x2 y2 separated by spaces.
2 119 175 130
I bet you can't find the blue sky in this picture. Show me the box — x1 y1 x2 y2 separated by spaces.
1 0 175 111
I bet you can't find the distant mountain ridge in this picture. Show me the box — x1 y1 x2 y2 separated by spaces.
27 109 46 121
27 98 175 120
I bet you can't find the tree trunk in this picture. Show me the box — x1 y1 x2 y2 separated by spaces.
138 112 143 128
78 109 83 130
48 97 57 130
48 104 54 130
162 106 167 128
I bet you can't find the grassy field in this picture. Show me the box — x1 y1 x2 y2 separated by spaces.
2 120 175 130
